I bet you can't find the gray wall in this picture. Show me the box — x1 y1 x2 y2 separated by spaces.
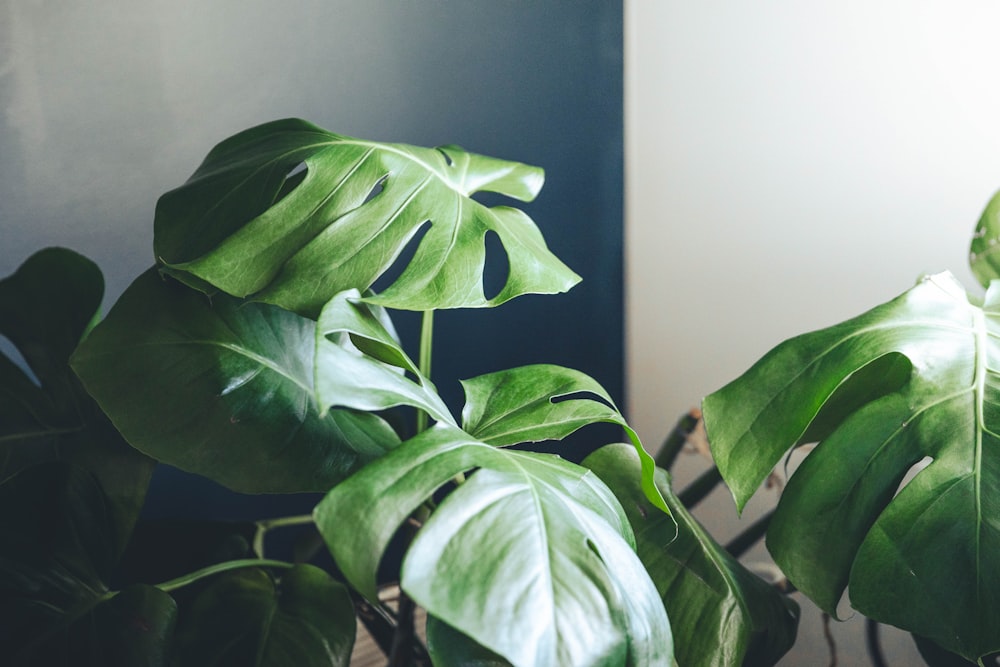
1 1 623 511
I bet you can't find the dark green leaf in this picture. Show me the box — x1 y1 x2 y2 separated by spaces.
171 564 355 667
584 443 798 667
154 118 580 315
425 616 513 667
0 248 154 556
702 271 1000 662
970 189 1000 287
315 424 672 667
71 269 399 494
460 364 669 514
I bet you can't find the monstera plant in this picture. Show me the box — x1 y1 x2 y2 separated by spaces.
0 119 798 666
703 191 1000 665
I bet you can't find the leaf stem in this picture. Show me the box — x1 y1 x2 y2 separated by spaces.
156 558 294 593
677 466 722 509
416 309 434 434
724 509 774 559
253 513 315 557
655 409 701 471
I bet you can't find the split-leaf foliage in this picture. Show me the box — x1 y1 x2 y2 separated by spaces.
704 189 1000 664
3 116 875 666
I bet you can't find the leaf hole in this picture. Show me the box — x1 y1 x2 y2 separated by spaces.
550 390 615 411
436 147 454 167
896 456 933 496
364 175 388 205
0 334 39 387
272 161 308 205
482 231 509 301
370 219 432 295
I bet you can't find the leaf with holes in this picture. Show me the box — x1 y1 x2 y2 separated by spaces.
314 424 673 667
154 118 580 315
171 564 355 667
583 443 799 667
314 289 454 427
460 364 669 514
702 271 1000 663
71 268 400 494
0 248 154 558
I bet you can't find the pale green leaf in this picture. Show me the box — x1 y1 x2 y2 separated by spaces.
314 424 671 667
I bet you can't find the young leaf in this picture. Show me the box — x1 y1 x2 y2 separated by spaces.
0 248 154 558
460 364 669 514
171 564 355 667
154 118 580 315
702 271 1000 663
71 269 399 494
970 189 1000 287
314 289 454 426
583 443 799 667
314 424 672 667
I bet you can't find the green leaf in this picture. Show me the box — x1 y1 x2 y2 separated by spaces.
314 289 454 426
0 248 154 557
0 462 175 667
702 271 1000 662
171 564 355 667
425 616 513 667
314 424 672 667
970 189 1000 287
71 268 399 494
154 118 580 315
460 364 670 515
583 443 798 667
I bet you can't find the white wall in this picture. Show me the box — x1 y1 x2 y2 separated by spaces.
626 1 1000 664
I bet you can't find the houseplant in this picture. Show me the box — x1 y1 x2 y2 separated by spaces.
0 118 797 666
701 191 1000 666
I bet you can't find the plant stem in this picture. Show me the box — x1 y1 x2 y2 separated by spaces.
156 558 294 593
724 510 774 559
677 466 722 509
416 309 434 434
253 513 315 557
655 409 701 471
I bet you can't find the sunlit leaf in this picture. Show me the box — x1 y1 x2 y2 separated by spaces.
702 271 1000 662
154 118 580 315
71 269 399 494
315 424 672 667
461 364 669 514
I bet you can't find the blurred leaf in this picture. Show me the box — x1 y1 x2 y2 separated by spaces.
584 443 798 667
171 564 355 667
702 271 1000 662
425 616 513 667
71 269 399 494
315 424 672 667
460 363 669 514
154 118 579 315
970 189 1000 287
0 463 174 666
0 248 154 556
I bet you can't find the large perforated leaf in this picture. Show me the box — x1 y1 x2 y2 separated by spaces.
702 271 1000 663
154 118 580 315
